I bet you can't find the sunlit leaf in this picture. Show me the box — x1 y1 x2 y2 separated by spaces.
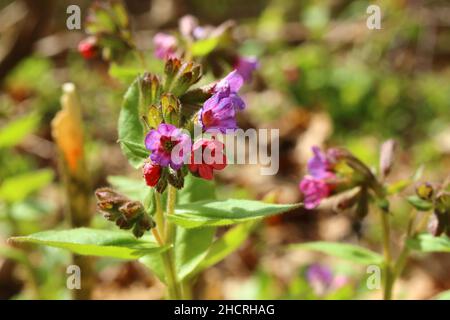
10 228 165 260
169 199 301 228
407 233 450 253
118 78 145 168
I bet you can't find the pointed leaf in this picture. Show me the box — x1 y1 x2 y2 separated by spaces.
192 221 258 277
118 78 145 168
9 228 164 260
169 199 301 228
290 241 383 265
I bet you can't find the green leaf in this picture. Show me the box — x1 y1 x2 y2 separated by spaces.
0 169 54 203
10 228 165 260
290 241 383 265
193 221 258 276
407 233 450 253
109 63 141 84
176 227 215 280
118 78 145 169
177 175 216 204
190 37 220 57
0 113 40 148
169 199 301 228
407 195 433 211
118 139 149 161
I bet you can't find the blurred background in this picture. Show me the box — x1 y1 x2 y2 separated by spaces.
0 0 449 299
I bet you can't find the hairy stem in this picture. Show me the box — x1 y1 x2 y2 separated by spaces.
161 185 182 299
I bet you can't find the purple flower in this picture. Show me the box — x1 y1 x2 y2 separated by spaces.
215 70 244 97
306 264 348 296
234 56 259 82
200 71 245 132
299 176 331 209
153 33 177 60
307 264 334 288
308 146 332 179
145 124 191 170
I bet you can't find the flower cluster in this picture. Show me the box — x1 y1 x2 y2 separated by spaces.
95 188 155 238
139 55 251 190
77 1 133 61
152 15 258 81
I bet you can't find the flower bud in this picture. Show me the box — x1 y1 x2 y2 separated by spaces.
143 162 161 187
119 201 145 221
379 139 396 179
415 182 434 201
145 104 163 129
180 86 213 105
132 214 156 238
167 169 185 189
160 93 181 125
164 58 182 90
155 168 168 193
78 37 98 59
95 187 155 238
140 73 161 107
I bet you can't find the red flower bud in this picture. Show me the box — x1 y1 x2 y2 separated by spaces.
143 162 161 187
78 37 97 59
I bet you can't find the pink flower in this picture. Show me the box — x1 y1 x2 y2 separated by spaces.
299 176 332 209
153 33 177 60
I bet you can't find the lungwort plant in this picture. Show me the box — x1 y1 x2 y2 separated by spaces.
9 45 298 301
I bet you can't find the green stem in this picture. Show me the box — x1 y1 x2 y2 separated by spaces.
391 209 422 294
380 210 393 300
161 185 182 299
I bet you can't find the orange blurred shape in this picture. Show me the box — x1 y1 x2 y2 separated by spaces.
51 83 84 173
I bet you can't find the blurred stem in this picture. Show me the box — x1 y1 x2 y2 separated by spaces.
392 209 425 292
380 209 393 300
161 185 182 299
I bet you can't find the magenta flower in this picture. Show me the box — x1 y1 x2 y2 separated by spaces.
299 176 331 209
234 56 259 82
200 71 245 132
145 124 191 170
153 33 177 60
299 146 337 209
